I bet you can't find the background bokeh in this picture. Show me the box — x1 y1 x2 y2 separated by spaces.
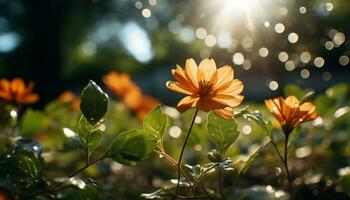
0 0 349 106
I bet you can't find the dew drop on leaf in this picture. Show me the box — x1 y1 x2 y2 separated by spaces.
158 154 164 159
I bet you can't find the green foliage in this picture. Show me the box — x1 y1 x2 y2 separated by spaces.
234 136 271 175
283 84 308 99
20 109 47 139
0 149 41 181
80 80 108 124
207 112 239 155
108 129 156 165
143 105 167 143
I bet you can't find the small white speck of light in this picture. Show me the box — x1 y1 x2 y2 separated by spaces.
285 60 296 71
314 57 325 68
325 2 334 12
325 41 334 50
296 146 312 158
142 9 151 18
274 23 285 33
242 60 252 70
135 1 143 9
10 110 17 118
279 7 288 16
339 55 349 66
264 21 270 27
288 32 299 43
242 125 252 135
63 128 76 138
269 81 279 91
169 126 182 138
278 51 289 62
322 71 332 81
299 6 307 14
300 69 310 79
195 116 202 124
148 0 157 6
204 35 216 47
333 32 346 46
195 28 207 39
241 36 254 49
233 53 245 65
259 47 269 57
300 51 311 63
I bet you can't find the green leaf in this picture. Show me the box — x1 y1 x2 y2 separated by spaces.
108 130 156 165
315 94 336 116
20 109 47 139
0 149 41 181
143 105 167 141
234 136 271 175
283 84 306 99
87 131 102 157
326 83 348 99
80 80 108 124
207 112 239 155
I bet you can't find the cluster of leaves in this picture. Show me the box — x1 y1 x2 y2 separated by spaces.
0 82 349 200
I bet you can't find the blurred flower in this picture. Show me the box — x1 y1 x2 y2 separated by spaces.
103 71 138 97
103 71 159 120
166 58 244 119
57 91 80 111
264 96 318 134
0 188 9 200
0 78 39 105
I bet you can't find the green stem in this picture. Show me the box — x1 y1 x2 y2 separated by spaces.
175 108 199 197
283 134 292 192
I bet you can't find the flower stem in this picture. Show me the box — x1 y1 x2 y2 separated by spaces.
283 134 292 192
175 108 199 196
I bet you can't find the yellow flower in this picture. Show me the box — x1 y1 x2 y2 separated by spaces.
264 96 318 134
166 58 244 119
0 78 39 105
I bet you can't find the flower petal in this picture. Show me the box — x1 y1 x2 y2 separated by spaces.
211 94 243 107
214 107 233 119
215 65 233 89
198 58 217 83
172 65 197 92
216 79 244 97
185 58 199 88
166 81 194 96
177 96 199 112
11 78 25 95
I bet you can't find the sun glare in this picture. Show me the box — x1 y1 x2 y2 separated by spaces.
205 0 270 33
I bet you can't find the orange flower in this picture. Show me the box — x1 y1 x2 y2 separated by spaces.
135 96 159 119
264 96 318 134
0 78 39 105
103 71 138 97
57 91 80 111
166 58 244 119
103 71 160 120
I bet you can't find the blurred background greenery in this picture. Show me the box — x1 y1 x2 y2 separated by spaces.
0 0 349 107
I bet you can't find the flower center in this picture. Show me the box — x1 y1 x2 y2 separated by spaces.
198 81 213 97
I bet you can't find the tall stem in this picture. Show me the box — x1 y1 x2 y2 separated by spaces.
283 134 292 192
175 108 199 197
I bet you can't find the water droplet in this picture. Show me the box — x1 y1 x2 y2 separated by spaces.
158 154 164 158
33 146 38 151
275 167 282 175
